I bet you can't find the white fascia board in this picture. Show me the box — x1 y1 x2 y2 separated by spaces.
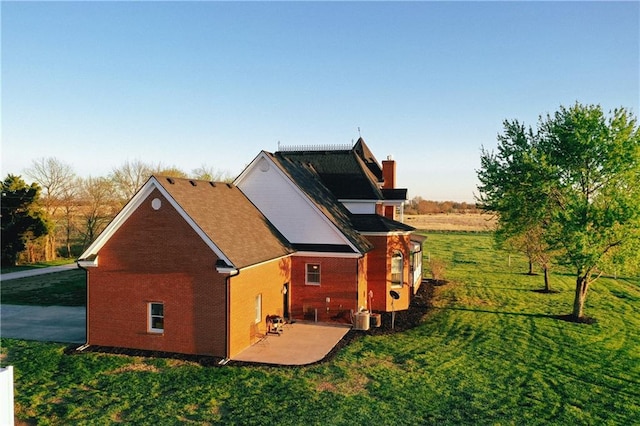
78 177 235 268
77 258 98 268
216 267 239 274
233 151 266 186
292 251 362 259
236 151 361 254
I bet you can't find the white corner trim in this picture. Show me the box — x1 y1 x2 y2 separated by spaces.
78 177 235 268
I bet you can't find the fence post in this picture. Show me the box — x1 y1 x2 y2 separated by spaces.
0 366 14 426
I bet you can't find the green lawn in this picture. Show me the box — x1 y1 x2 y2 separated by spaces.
0 259 77 274
1 269 86 306
2 232 639 425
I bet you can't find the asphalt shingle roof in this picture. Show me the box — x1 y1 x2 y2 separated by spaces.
276 138 385 200
155 176 294 268
350 214 415 233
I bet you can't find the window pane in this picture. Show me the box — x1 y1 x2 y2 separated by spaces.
151 303 163 316
151 317 164 330
306 264 321 284
392 252 403 285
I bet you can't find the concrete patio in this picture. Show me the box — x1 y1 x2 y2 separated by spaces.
231 322 351 366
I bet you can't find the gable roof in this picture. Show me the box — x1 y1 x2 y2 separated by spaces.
79 176 293 270
264 152 374 254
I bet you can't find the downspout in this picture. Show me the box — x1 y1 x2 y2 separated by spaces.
221 268 239 364
76 261 90 352
356 254 364 318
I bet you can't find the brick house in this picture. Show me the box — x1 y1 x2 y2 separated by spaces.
79 138 424 358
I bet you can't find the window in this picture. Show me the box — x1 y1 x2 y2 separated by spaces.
148 302 164 333
306 263 321 285
391 251 403 288
255 294 262 324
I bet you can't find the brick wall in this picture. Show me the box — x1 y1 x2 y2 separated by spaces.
362 234 412 312
290 256 359 323
228 256 291 358
87 189 227 357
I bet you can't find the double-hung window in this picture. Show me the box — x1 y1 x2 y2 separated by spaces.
306 263 321 285
391 251 403 288
148 302 164 333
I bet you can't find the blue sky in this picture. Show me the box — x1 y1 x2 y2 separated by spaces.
2 1 638 202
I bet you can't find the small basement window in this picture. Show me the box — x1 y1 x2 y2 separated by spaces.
148 302 164 333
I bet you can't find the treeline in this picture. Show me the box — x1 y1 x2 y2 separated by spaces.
404 197 478 215
1 158 233 266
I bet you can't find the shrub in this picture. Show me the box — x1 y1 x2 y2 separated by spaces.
429 258 447 282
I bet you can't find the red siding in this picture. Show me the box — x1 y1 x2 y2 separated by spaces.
87 190 227 357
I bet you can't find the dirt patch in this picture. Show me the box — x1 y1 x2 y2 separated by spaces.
109 362 161 374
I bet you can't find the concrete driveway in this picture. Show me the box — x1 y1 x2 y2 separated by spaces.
0 305 86 344
0 263 79 281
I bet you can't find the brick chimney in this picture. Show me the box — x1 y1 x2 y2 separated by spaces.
382 155 396 189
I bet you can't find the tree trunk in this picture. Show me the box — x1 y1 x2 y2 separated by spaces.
572 274 589 319
528 259 534 275
543 267 550 292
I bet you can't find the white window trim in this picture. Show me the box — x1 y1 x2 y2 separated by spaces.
255 294 262 324
391 251 403 288
305 263 321 286
148 302 164 334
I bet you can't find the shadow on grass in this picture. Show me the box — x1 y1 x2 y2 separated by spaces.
443 306 597 324
443 306 552 319
532 289 561 294
463 284 551 292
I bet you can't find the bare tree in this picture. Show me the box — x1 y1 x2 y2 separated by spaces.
24 157 76 260
110 160 154 203
78 176 118 249
154 165 188 178
191 164 234 182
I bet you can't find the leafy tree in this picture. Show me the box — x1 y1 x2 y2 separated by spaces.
1 175 49 267
478 103 640 320
539 104 640 319
478 120 555 292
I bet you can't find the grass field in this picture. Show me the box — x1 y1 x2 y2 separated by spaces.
2 233 639 425
405 213 496 232
1 269 86 306
0 259 77 274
